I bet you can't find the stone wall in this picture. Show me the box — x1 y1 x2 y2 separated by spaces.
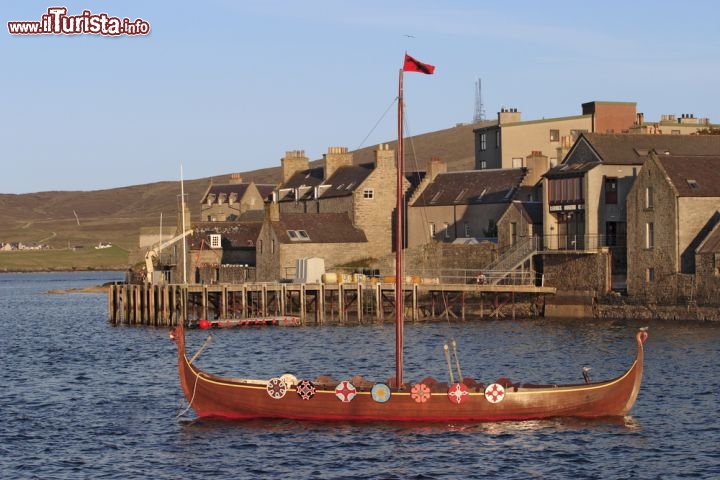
540 251 610 294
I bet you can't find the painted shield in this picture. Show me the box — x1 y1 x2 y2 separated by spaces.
296 380 316 400
335 381 357 403
410 383 431 403
266 377 288 399
371 383 391 403
447 383 469 404
484 383 505 403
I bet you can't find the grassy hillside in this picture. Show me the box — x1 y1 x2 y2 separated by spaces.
0 122 485 271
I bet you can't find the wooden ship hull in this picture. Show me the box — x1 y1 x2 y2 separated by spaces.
172 324 647 422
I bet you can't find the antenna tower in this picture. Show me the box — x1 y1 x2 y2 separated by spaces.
473 78 485 123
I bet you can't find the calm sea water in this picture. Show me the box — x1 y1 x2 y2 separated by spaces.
0 272 718 479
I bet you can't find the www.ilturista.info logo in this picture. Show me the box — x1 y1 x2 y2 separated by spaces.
8 7 150 36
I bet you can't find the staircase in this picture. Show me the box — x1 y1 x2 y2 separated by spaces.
484 236 540 285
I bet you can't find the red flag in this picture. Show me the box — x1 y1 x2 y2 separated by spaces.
403 54 435 74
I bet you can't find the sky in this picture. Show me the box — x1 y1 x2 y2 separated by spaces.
2 0 719 194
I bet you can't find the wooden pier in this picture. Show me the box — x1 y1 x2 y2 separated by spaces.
108 281 556 326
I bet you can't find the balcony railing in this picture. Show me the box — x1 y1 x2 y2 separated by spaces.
540 234 624 251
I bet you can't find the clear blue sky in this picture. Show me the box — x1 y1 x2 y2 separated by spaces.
2 0 719 194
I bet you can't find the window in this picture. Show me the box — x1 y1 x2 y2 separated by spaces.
429 191 442 204
271 239 275 254
429 223 436 237
671 130 681 135
287 230 311 242
550 129 560 142
645 187 654 209
645 222 654 249
495 130 500 148
605 177 618 204
646 268 655 282
480 161 487 170
687 179 699 189
258 240 263 254
363 188 374 199
444 222 450 239
512 158 523 168
548 177 583 205
464 222 471 238
480 133 487 151
454 189 467 203
209 234 221 248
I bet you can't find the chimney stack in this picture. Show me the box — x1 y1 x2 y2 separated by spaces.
323 146 353 181
229 173 243 184
374 143 395 170
427 156 447 181
281 150 309 184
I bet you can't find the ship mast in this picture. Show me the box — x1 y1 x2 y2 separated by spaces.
395 68 405 388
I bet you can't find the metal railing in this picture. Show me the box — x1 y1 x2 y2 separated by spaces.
540 234 624 251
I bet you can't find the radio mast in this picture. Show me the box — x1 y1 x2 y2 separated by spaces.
473 78 486 123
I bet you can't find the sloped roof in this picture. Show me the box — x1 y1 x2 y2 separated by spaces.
696 217 720 254
411 168 526 207
272 212 368 244
515 201 543 224
319 163 375 199
584 133 720 164
256 184 276 202
545 133 720 179
283 167 325 188
201 183 250 203
188 222 263 249
656 155 720 197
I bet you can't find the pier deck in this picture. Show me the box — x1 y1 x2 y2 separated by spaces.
108 282 556 326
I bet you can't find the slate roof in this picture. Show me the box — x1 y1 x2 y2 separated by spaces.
696 218 720 254
411 168 526 207
201 182 276 204
188 222 263 249
256 184 276 202
514 201 543 224
655 155 720 198
319 163 375 199
277 167 325 201
201 183 249 203
545 133 720 179
271 213 368 244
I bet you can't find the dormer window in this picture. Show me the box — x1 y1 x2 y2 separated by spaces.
287 230 311 241
206 194 215 205
209 234 221 249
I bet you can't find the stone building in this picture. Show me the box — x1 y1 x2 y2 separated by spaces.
473 101 638 172
199 173 275 222
626 149 720 302
407 166 527 247
496 201 543 252
255 204 368 281
273 145 411 259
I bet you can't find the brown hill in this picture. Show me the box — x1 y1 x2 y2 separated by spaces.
0 121 487 254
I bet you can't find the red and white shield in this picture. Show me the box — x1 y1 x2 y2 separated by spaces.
335 381 357 402
484 383 505 403
447 383 469 404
